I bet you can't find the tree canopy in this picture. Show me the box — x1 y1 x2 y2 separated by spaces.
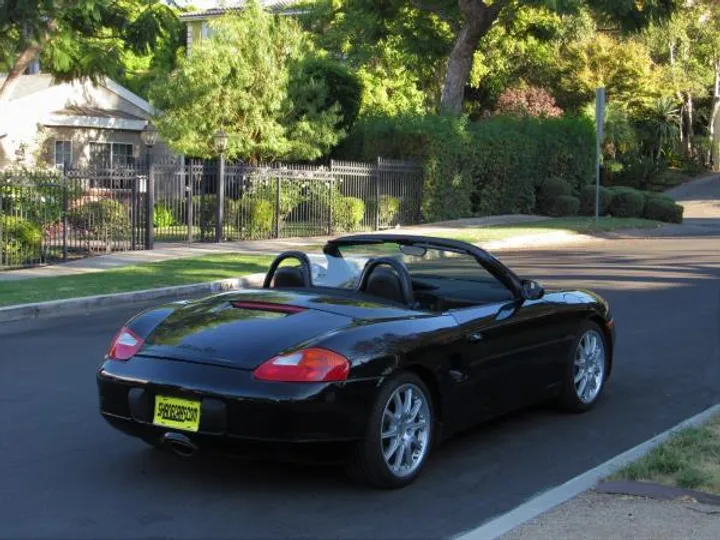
149 0 357 162
0 0 179 100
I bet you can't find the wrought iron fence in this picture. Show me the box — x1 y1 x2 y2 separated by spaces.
0 158 423 270
152 158 424 244
0 167 149 270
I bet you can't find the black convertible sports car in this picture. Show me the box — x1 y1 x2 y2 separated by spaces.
98 234 615 488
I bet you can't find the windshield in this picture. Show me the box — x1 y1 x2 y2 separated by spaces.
304 241 500 290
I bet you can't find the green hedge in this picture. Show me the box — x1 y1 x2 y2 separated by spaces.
607 187 646 218
68 199 130 240
579 185 613 216
643 194 684 224
335 114 595 221
333 196 365 231
0 215 43 266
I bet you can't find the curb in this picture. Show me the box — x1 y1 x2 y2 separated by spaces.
453 402 720 540
0 272 266 324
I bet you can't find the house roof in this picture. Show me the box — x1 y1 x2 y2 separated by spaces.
0 73 55 101
179 0 307 20
53 105 146 121
0 74 154 114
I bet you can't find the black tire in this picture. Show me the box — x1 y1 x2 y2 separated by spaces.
557 321 609 413
345 372 435 489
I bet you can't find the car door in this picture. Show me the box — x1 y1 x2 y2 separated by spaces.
450 295 576 420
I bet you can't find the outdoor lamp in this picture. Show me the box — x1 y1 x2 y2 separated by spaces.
141 121 159 148
214 129 229 153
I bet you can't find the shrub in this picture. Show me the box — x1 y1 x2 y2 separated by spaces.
153 204 175 228
332 196 365 231
579 185 613 216
0 215 43 266
367 195 401 226
68 199 130 248
545 195 580 217
643 196 684 223
493 86 563 118
336 114 595 221
607 187 645 218
537 177 572 214
241 198 274 238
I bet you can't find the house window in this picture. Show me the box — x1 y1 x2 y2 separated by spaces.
89 142 135 168
54 140 72 169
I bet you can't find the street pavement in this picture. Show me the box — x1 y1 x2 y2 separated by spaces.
1 231 719 539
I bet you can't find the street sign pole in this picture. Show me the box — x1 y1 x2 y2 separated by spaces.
595 88 606 224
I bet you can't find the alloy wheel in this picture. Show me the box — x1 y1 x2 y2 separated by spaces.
574 330 606 404
380 383 431 478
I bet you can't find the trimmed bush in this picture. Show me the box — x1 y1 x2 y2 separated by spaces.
579 185 613 216
241 198 274 238
367 195 402 226
335 114 595 221
333 196 365 231
68 199 130 246
643 196 684 223
0 215 43 266
154 204 175 228
546 195 580 217
537 177 572 214
607 187 645 218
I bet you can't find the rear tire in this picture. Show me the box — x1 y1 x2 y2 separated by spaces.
346 372 435 489
557 321 609 413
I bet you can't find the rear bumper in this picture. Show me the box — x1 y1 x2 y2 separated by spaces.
97 355 381 455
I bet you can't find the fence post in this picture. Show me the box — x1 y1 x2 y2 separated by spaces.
0 190 3 267
274 175 281 239
186 161 194 243
62 163 69 262
131 171 138 251
145 160 155 250
215 154 225 243
374 157 381 231
328 161 334 235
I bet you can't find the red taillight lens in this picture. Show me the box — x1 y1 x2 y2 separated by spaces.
107 327 144 361
253 348 350 382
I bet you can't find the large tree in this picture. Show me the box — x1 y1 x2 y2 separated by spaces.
0 0 178 100
149 0 351 161
438 0 680 114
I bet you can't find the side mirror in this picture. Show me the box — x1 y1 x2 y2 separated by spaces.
521 279 545 301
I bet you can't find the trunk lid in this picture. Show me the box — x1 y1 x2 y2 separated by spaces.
138 295 353 370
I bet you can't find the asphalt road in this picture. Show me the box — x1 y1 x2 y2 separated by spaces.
2 235 720 539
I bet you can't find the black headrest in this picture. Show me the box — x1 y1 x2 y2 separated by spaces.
273 266 306 288
364 267 405 305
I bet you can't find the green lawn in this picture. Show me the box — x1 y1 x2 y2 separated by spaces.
610 414 720 495
436 217 662 244
0 216 663 307
0 254 273 307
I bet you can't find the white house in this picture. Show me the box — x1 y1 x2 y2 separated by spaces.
0 74 172 170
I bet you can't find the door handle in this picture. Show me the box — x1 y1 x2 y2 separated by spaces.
467 332 483 343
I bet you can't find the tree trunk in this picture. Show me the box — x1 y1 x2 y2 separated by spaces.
710 63 720 170
439 0 504 115
0 20 57 101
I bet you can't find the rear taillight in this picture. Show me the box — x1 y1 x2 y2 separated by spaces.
253 348 350 382
107 327 144 361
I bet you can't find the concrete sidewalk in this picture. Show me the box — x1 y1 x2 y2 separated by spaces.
502 490 720 540
0 214 600 281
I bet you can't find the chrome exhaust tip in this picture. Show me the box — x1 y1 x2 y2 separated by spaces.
162 432 198 458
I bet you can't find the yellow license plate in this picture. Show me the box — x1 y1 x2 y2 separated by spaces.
153 395 201 432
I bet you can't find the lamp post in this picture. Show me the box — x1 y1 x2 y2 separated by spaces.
214 129 228 243
141 121 158 250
